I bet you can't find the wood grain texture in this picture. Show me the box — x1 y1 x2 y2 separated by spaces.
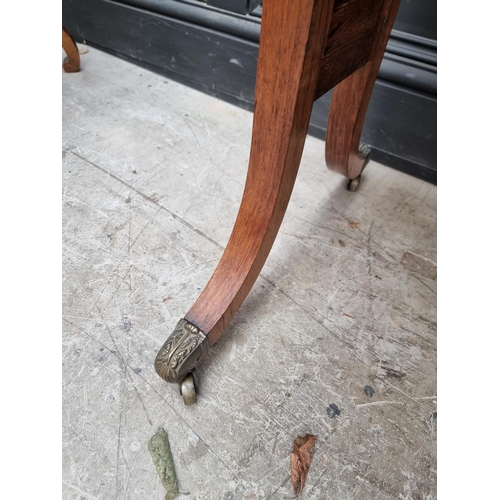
315 0 380 100
325 0 401 179
62 27 80 73
185 0 334 345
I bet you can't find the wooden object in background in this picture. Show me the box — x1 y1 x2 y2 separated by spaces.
62 27 80 72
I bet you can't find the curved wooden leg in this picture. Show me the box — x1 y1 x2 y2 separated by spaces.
62 28 80 73
325 0 400 187
325 63 373 184
154 0 333 394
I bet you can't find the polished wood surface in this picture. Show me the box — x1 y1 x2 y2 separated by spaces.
62 27 80 73
315 0 381 100
185 0 333 345
325 0 401 179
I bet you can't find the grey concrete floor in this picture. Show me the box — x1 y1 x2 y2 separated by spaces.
63 46 436 500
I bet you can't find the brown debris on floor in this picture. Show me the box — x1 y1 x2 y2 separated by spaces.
290 434 317 494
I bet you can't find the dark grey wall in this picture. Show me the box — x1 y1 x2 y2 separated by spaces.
393 0 436 40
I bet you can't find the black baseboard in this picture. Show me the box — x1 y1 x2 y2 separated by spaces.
63 0 437 184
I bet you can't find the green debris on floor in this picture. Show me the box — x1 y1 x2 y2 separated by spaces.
148 428 179 500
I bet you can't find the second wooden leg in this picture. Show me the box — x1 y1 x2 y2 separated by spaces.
325 0 401 189
325 62 374 186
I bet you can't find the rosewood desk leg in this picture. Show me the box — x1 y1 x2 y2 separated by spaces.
325 0 400 191
62 28 80 73
154 0 333 404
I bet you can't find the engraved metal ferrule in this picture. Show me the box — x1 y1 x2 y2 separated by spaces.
154 319 209 384
358 143 371 160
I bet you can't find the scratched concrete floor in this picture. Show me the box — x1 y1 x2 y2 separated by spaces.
62 46 437 500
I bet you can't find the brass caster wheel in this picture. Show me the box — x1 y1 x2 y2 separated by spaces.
347 175 361 192
179 373 197 405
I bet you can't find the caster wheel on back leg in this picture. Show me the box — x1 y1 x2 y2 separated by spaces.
179 373 197 405
347 175 361 192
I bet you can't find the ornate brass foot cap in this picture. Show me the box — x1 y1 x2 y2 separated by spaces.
154 319 209 384
347 144 371 192
358 143 371 161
